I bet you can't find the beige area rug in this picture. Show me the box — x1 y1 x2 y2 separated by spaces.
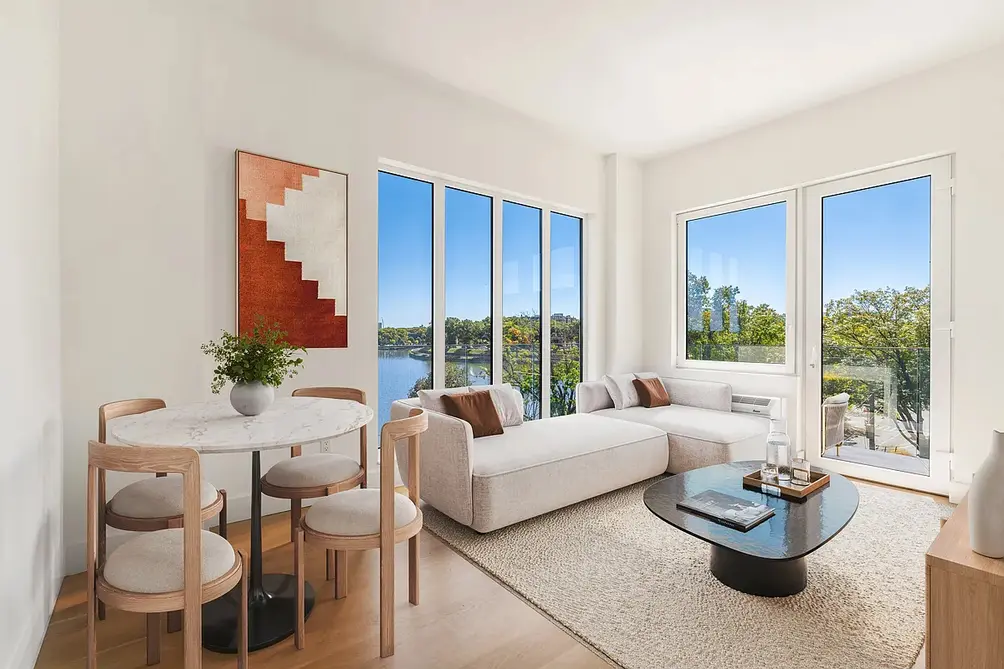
422 478 950 669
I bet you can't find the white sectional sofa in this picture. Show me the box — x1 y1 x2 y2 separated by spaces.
391 376 769 533
576 377 770 474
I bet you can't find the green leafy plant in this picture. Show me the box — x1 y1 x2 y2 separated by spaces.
201 317 306 393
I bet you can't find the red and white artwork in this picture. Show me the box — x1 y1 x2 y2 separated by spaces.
236 151 348 348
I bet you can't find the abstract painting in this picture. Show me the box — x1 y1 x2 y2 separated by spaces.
236 150 348 348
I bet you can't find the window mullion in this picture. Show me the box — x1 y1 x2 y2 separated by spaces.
432 181 446 388
541 209 552 419
491 196 504 384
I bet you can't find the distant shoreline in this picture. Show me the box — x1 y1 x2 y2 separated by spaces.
379 345 491 364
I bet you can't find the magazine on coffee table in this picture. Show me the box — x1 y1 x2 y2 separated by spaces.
676 490 774 531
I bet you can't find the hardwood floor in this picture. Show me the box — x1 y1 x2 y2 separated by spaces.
35 511 610 669
37 477 942 668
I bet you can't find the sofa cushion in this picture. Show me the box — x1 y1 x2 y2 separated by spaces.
468 413 668 532
443 390 504 438
473 383 523 427
593 405 769 473
603 372 658 410
659 377 732 412
633 377 670 408
417 387 471 414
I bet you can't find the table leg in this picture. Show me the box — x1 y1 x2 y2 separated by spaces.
202 451 315 653
709 545 807 597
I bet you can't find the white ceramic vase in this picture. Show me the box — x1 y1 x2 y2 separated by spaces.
969 429 1004 558
230 381 275 417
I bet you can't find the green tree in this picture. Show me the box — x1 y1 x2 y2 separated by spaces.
382 313 581 419
823 286 930 450
408 362 469 397
686 272 785 362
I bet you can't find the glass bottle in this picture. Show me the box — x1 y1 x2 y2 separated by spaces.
765 418 792 484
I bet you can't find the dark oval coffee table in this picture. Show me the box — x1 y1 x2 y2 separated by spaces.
644 461 859 597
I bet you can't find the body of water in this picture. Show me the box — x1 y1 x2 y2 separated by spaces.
377 348 489 427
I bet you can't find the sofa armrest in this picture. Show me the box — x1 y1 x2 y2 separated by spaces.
575 380 614 413
391 399 475 526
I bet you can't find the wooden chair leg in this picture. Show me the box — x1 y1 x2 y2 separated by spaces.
218 489 228 539
334 550 347 600
294 531 305 650
290 498 301 544
87 568 97 669
167 610 183 634
97 475 107 621
145 614 161 666
239 551 249 668
379 544 394 658
409 534 420 605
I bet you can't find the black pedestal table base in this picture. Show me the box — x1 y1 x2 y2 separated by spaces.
204 450 314 652
709 545 807 597
202 575 314 653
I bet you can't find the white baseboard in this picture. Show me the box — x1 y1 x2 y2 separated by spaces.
948 479 970 504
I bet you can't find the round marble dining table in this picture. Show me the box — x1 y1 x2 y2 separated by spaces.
109 396 374 653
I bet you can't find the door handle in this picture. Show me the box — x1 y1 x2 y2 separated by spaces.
809 346 818 369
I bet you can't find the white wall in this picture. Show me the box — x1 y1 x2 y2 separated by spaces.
0 0 63 666
643 43 1004 489
604 155 645 372
59 0 605 572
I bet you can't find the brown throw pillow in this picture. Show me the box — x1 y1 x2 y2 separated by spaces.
441 390 504 438
632 377 670 408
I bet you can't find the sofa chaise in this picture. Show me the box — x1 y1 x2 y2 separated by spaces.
391 376 769 533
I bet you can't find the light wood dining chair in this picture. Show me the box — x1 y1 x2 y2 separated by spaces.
261 387 367 555
86 440 248 669
293 408 427 658
97 399 228 628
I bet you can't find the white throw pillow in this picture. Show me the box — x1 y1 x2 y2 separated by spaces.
470 383 523 427
602 372 659 410
417 387 470 414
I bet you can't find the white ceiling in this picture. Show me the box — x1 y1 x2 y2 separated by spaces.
250 1 1004 156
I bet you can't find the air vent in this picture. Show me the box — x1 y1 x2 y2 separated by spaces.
731 394 780 417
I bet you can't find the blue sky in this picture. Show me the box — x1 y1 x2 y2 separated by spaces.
378 172 930 327
378 172 582 327
686 176 931 311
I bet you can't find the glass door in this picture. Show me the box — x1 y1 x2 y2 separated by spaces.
803 157 952 493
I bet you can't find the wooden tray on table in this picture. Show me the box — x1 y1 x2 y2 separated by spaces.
742 469 830 502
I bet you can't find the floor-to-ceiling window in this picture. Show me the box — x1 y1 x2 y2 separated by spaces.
377 172 433 429
549 212 582 416
803 156 950 493
502 201 543 420
378 168 586 425
445 187 492 388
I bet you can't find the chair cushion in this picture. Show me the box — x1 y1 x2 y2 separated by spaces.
303 489 417 536
103 529 236 594
108 476 218 519
264 453 362 489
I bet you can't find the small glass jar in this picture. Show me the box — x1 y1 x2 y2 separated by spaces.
791 454 811 486
766 418 792 484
